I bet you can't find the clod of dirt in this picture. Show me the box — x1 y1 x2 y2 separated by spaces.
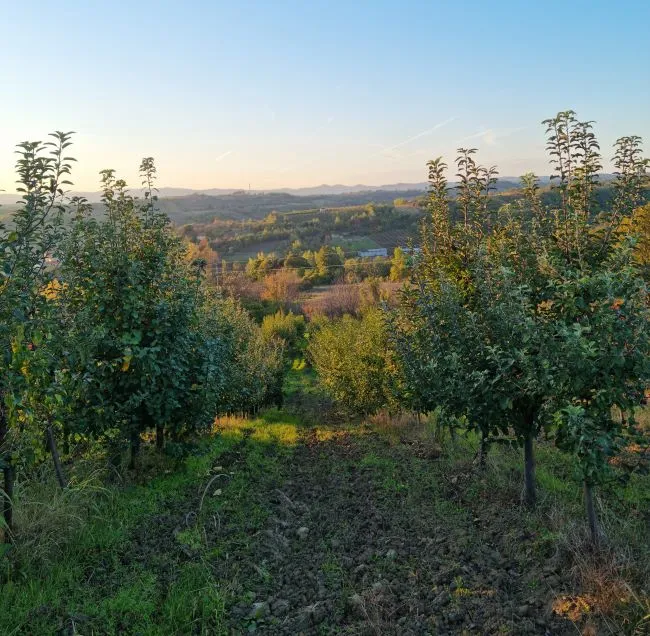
296 526 309 540
248 601 270 619
346 593 365 618
298 602 327 626
271 599 290 616
371 580 387 595
447 609 465 623
431 591 451 609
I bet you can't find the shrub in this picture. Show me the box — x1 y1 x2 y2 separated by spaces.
261 269 302 304
261 310 305 357
308 309 401 416
302 283 360 319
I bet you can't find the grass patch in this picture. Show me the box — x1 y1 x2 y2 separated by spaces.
329 234 380 253
0 413 297 635
161 563 226 635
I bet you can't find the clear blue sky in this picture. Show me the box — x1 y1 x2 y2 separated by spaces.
2 0 649 191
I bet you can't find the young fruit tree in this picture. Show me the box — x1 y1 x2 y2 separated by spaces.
0 133 74 538
56 161 208 467
308 308 402 417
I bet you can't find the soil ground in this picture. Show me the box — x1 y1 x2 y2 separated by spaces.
1 401 648 635
217 427 575 635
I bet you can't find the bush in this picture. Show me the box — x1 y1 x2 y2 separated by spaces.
302 283 360 319
261 269 302 304
261 310 305 357
307 309 401 416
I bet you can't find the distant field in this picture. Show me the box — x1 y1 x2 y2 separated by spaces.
636 404 650 431
219 227 415 262
329 234 379 253
0 204 20 226
224 231 393 261
226 238 290 261
159 190 422 224
370 228 418 249
302 281 403 301
278 208 321 219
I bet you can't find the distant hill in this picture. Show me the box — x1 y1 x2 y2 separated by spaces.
0 176 562 206
176 180 643 265
267 178 531 196
0 174 623 207
157 190 425 223
0 189 424 225
0 184 422 205
1 175 622 226
0 188 236 206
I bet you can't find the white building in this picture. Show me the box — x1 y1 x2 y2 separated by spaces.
358 248 388 258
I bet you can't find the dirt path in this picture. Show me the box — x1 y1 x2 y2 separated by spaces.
221 429 574 635
1 415 643 635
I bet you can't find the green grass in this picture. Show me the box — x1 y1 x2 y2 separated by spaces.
360 451 409 493
329 234 380 253
226 239 290 261
284 362 321 398
161 563 226 634
0 414 299 635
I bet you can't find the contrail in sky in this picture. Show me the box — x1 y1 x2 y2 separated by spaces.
456 129 492 144
215 150 233 162
456 126 527 146
375 116 457 156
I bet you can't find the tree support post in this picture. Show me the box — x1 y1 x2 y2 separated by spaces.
156 423 165 451
46 425 67 489
584 481 602 547
523 430 536 507
0 405 13 541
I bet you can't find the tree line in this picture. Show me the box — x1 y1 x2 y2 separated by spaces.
181 202 417 258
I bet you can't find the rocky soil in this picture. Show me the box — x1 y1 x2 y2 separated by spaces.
211 430 577 635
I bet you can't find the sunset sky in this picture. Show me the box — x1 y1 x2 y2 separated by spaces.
2 0 649 191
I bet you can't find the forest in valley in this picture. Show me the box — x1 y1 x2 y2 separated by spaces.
1 111 649 636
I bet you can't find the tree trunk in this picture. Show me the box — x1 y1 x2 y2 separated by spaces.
478 431 488 468
0 402 13 541
3 462 14 542
523 429 536 507
155 423 165 451
107 441 121 479
129 431 140 470
46 426 67 489
62 423 70 456
584 481 601 546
